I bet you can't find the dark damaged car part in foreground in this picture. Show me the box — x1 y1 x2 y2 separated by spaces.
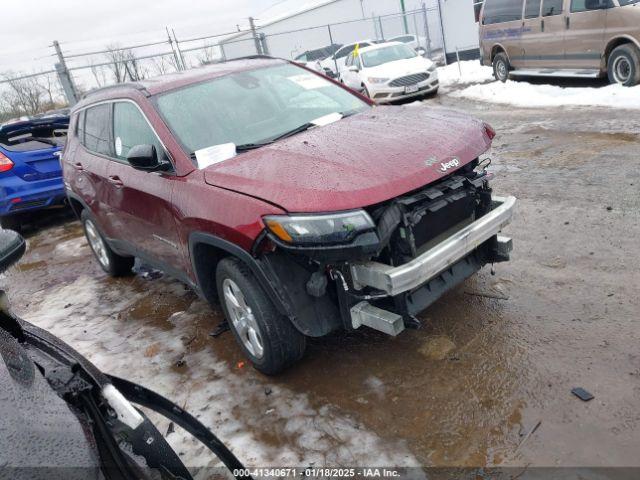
0 229 247 479
62 57 516 375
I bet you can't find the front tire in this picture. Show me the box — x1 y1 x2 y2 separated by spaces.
493 52 510 83
216 257 306 375
81 210 134 277
607 44 640 87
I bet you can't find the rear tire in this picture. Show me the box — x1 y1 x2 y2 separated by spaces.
216 257 306 375
493 52 510 83
0 215 21 232
81 210 134 277
607 44 640 87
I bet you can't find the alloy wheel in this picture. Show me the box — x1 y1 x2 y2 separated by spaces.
85 220 110 270
222 278 264 359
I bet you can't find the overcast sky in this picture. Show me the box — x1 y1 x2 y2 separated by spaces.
0 0 283 73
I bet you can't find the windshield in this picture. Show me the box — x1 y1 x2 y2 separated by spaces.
155 64 368 155
361 44 417 68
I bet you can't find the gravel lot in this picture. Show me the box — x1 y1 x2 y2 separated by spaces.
4 93 640 473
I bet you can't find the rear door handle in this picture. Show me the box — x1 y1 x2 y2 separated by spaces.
108 176 124 188
566 16 570 29
541 19 545 32
73 162 84 172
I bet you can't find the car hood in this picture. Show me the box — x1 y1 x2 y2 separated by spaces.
364 55 432 79
203 105 492 213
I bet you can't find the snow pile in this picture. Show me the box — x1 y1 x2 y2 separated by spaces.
450 80 640 109
437 60 640 110
437 60 495 88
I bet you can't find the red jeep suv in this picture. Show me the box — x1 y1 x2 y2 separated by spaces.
62 57 516 374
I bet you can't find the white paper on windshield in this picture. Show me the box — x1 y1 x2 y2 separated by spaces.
311 112 343 127
194 143 237 169
289 73 329 90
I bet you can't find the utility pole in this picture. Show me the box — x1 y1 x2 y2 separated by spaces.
249 17 262 55
53 40 78 105
400 0 409 34
422 2 432 58
172 29 187 70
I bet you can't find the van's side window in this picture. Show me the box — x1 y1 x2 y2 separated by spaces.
570 0 611 11
83 104 112 156
542 0 563 16
483 0 524 25
525 0 542 18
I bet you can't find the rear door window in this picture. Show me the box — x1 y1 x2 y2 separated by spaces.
83 104 112 156
570 0 612 11
525 0 542 17
542 0 563 15
483 0 524 24
113 102 166 162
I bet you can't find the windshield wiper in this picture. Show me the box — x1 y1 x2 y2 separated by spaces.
235 122 316 152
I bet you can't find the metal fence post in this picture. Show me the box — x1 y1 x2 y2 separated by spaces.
378 16 385 40
260 33 270 56
249 17 262 55
327 24 338 74
52 41 78 105
422 3 432 59
172 29 187 70
220 43 227 62
436 0 448 64
166 27 182 71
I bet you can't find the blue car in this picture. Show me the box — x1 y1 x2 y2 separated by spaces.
0 114 69 230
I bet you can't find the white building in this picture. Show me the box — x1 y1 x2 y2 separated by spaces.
219 0 481 64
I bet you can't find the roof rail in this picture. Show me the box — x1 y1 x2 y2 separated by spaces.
81 82 148 100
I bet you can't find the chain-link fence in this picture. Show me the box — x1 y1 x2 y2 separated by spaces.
0 3 449 121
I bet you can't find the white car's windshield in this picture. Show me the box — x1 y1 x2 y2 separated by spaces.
155 64 368 154
361 44 417 68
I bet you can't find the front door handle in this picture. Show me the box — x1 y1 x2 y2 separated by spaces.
566 16 570 29
108 176 124 188
541 19 545 32
73 162 84 172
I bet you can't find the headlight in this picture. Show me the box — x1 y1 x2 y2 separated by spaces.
264 210 375 245
367 77 389 84
427 64 436 72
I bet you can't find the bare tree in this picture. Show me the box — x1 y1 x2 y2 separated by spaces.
1 73 45 116
197 43 220 66
104 44 148 83
89 61 108 88
149 54 180 76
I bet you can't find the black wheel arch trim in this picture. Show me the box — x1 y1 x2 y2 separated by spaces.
188 231 295 320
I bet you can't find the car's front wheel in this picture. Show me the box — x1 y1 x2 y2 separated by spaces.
607 44 640 87
216 257 306 375
81 210 134 277
493 52 510 83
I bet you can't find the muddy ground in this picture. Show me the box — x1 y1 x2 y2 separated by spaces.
3 95 640 474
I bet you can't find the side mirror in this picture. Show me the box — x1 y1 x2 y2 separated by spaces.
127 144 169 172
416 47 427 57
0 229 25 274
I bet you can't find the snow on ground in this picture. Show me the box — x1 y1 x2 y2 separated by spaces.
22 272 420 474
437 60 640 110
437 60 495 89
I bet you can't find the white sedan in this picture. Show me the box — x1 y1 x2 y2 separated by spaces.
340 42 438 103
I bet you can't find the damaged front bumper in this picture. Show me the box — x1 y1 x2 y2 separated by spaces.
345 196 516 336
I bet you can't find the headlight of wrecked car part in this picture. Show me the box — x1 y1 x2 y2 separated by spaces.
264 210 375 245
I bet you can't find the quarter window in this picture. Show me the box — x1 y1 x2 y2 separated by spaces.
113 102 166 162
76 110 85 143
483 0 524 24
542 0 563 15
83 104 112 156
525 0 542 17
